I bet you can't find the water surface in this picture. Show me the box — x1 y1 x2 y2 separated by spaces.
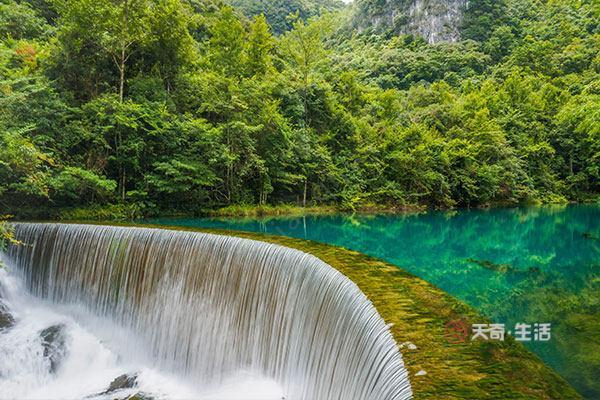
146 205 600 398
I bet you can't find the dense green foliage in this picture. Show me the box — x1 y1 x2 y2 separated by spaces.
0 0 598 217
0 216 16 252
229 0 345 34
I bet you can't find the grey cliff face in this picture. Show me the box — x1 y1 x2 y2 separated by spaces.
353 0 469 44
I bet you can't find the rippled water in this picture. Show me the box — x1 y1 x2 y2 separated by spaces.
145 204 600 398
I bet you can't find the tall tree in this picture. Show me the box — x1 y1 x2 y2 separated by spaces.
246 14 275 77
280 15 331 127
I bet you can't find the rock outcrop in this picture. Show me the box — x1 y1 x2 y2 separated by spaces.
352 0 468 44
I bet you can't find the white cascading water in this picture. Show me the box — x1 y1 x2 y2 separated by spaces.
0 223 412 399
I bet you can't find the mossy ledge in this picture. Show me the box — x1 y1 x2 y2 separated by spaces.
47 222 583 399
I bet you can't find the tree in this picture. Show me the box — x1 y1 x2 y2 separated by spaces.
49 166 117 204
280 15 332 127
246 14 275 77
555 84 600 195
53 0 193 102
99 0 149 102
0 217 18 256
0 126 52 205
0 0 52 40
205 6 246 77
461 0 508 42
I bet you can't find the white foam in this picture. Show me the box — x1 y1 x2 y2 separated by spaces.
0 265 285 400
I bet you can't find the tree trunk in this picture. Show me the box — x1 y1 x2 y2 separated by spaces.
302 71 308 128
303 178 308 208
119 47 125 103
119 0 129 102
569 153 574 175
121 171 126 201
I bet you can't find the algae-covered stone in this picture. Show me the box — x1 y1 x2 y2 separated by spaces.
127 393 153 400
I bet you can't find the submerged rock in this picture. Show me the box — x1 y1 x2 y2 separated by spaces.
467 258 514 274
582 232 600 241
0 301 14 330
466 258 543 278
39 324 67 373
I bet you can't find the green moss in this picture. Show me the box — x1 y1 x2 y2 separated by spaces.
88 222 583 399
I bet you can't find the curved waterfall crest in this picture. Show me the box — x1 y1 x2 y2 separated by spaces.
6 222 412 399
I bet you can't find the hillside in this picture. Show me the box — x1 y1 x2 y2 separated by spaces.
0 0 598 222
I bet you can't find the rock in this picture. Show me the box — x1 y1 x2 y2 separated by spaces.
88 372 139 398
127 393 153 400
104 373 139 393
415 369 427 376
0 301 14 331
92 391 151 400
40 324 67 374
351 0 468 44
399 341 417 350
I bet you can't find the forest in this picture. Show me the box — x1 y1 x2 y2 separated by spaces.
0 0 599 219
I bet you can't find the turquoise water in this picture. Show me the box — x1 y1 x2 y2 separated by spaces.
145 205 600 398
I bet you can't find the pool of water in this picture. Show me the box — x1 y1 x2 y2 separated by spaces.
145 205 600 398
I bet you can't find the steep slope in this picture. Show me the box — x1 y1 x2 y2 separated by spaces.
351 0 468 43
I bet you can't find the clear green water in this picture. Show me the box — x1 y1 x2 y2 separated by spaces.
145 205 600 398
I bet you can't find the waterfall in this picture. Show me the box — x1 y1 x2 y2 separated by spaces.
2 223 412 399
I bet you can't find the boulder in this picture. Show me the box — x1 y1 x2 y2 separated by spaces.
103 373 139 394
40 324 67 373
0 301 14 330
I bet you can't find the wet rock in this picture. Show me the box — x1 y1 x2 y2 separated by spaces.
399 341 417 350
0 299 14 330
104 373 139 393
40 324 67 373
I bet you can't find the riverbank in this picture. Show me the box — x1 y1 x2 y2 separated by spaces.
6 194 600 221
206 203 432 217
4 202 426 221
126 222 580 399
